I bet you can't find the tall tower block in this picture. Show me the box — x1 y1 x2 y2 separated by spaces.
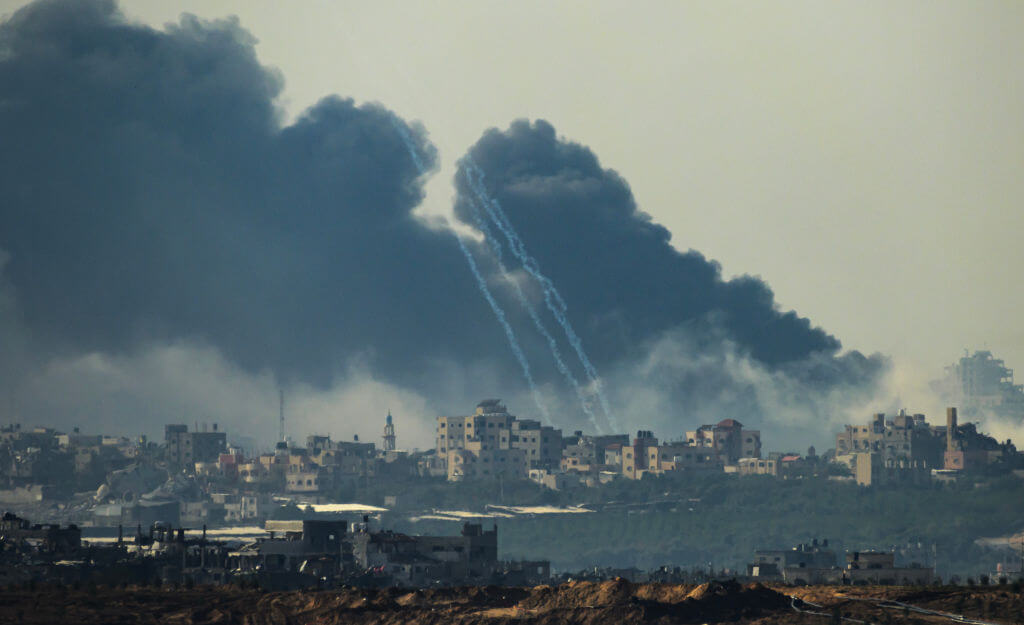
383 410 396 451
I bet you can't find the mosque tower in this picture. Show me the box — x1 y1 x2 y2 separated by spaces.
383 410 396 451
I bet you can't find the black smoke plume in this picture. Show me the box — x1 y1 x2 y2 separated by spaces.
0 1 886 441
454 120 888 433
0 0 507 391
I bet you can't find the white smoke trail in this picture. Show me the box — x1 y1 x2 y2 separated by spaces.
461 190 605 433
392 123 551 422
462 158 618 432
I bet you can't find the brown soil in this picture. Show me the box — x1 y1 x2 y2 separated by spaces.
0 582 1020 625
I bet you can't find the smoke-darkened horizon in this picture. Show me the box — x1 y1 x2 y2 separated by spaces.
0 0 890 447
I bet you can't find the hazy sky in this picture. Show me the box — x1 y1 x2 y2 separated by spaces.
4 0 1022 394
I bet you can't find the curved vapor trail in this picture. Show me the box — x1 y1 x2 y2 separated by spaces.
462 158 618 432
461 185 604 433
392 123 550 422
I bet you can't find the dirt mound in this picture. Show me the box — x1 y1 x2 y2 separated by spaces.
686 579 740 600
632 582 698 603
518 578 636 610
17 582 1016 624
513 578 790 623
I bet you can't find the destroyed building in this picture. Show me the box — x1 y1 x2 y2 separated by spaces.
934 350 1024 422
834 407 1019 485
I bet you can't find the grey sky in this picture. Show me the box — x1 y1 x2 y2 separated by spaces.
4 0 1022 400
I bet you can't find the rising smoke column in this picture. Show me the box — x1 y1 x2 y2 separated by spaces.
0 0 529 404
0 1 888 439
454 120 889 432
392 122 551 422
463 157 618 431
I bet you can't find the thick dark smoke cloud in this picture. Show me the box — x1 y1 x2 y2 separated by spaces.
0 0 886 442
0 0 507 391
454 120 888 432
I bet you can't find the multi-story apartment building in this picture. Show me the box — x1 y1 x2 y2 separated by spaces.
307 435 377 477
447 442 527 481
686 419 760 463
437 400 543 481
510 419 562 470
436 399 514 456
164 424 227 467
936 350 1024 421
835 410 945 468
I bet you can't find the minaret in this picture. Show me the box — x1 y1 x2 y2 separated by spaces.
383 410 396 451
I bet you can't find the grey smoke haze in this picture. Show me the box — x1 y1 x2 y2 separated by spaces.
0 0 889 447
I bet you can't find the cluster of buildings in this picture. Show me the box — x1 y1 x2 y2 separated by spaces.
228 518 546 588
436 399 949 487
430 399 1020 489
433 399 772 487
111 421 417 528
747 539 935 585
1 393 1019 536
0 423 147 504
0 512 548 589
834 407 1017 486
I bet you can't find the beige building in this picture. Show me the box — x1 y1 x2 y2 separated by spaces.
835 410 945 470
436 399 514 456
686 419 760 463
238 462 269 484
735 457 779 476
511 419 562 470
602 435 720 479
644 443 719 475
164 423 227 467
447 443 527 481
437 399 553 481
852 451 929 487
286 470 322 492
